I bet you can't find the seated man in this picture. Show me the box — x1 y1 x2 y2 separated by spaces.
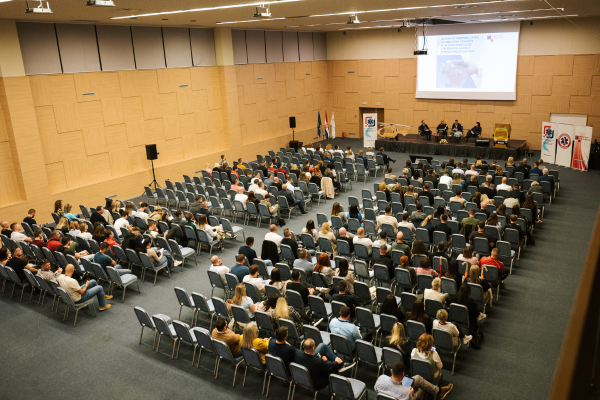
4 247 38 282
332 281 360 318
496 177 512 192
57 264 112 311
336 228 354 253
134 203 149 222
294 339 352 390
94 242 132 276
418 120 432 141
280 183 308 215
391 232 412 258
57 236 94 262
376 206 398 235
510 183 525 204
451 120 463 141
212 317 241 357
385 168 398 182
286 269 321 306
37 260 62 282
238 236 272 266
373 231 391 253
265 224 284 252
231 254 250 282
410 203 427 225
10 223 32 243
480 247 510 281
242 264 266 294
209 255 230 284
465 122 481 142
268 326 297 370
281 228 300 259
293 249 315 274
329 306 362 351
507 214 525 244
372 243 394 278
449 190 466 209
469 221 495 248
375 361 453 400
90 206 108 226
353 228 373 255
397 213 416 241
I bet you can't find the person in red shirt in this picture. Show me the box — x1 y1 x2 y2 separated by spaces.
479 248 509 280
46 231 62 253
415 256 439 278
31 230 47 248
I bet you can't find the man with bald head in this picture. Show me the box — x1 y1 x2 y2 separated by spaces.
293 338 349 390
57 264 112 311
209 255 230 284
496 176 512 192
336 227 354 253
352 227 373 255
391 232 411 258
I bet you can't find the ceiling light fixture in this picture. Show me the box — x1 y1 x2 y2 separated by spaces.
111 0 303 20
25 0 52 13
216 17 286 24
348 14 360 24
86 0 115 6
254 4 271 18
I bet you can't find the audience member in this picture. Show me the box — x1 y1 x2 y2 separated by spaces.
268 326 297 370
10 223 32 243
240 322 269 364
36 260 61 282
468 221 495 248
57 264 112 311
329 306 362 351
212 317 241 357
375 361 453 400
209 255 230 284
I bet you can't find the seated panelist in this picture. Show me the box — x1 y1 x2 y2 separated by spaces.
466 122 482 142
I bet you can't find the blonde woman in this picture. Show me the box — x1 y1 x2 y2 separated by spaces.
63 204 77 221
231 283 259 319
240 322 269 364
111 200 122 214
424 277 448 304
148 205 162 221
366 147 375 157
125 202 135 216
269 297 304 335
347 149 355 160
405 185 416 200
411 333 443 379
79 222 92 240
467 265 492 304
433 309 471 346
495 166 504 177
56 216 71 234
387 322 411 365
506 156 515 167
319 222 338 256
198 214 225 249
378 181 392 202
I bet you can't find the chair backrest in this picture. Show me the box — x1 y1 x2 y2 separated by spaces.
355 307 376 331
474 236 490 256
355 339 379 366
212 296 231 320
482 264 499 283
244 282 262 304
441 277 457 295
411 358 436 383
406 320 426 344
424 298 443 320
400 292 417 313
174 286 193 308
279 318 301 342
225 273 239 291
330 333 353 358
417 273 433 292
213 338 236 362
373 264 391 283
173 320 195 344
242 346 264 371
265 354 289 380
449 303 470 330
230 304 251 324
289 363 315 389
330 374 359 400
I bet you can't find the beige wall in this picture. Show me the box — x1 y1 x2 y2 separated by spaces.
326 17 600 60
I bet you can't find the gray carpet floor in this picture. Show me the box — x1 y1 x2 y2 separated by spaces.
2 138 598 400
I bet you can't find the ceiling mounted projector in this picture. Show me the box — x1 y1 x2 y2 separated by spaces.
25 0 52 13
87 0 115 6
347 14 359 24
254 5 271 18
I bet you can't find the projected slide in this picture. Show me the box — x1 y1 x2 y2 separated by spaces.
416 23 520 101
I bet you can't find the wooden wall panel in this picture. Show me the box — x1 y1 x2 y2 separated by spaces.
78 101 105 128
54 103 81 133
35 106 57 136
101 98 124 126
122 97 144 122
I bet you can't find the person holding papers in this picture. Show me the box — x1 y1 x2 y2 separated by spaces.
419 120 432 141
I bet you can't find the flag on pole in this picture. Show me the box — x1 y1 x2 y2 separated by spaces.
317 111 322 137
324 111 330 140
331 111 336 139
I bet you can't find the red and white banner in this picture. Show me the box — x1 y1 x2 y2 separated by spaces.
555 124 574 168
571 126 593 171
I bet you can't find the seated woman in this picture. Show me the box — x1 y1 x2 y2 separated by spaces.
386 322 411 366
457 247 478 267
268 267 287 295
347 204 363 225
420 215 435 243
93 224 107 244
240 322 269 363
258 294 279 313
183 212 197 228
378 181 392 202
63 204 79 221
301 219 319 244
314 253 334 289
404 185 416 201
457 283 481 349
452 173 466 191
334 258 355 294
399 255 417 284
432 205 446 220
54 199 64 217
260 193 284 227
424 277 448 305
356 150 368 166
310 166 323 187
406 299 432 332
433 309 471 346
102 199 114 225
466 265 492 304
331 202 347 228
471 192 482 208
391 183 404 203
411 333 443 381
104 230 120 254
56 217 71 235
68 221 81 237
522 194 542 224
486 213 502 232
496 203 506 217
412 170 423 185
269 297 304 335
142 239 177 272
231 283 260 323
412 240 431 264
198 214 225 250
246 191 260 208
380 293 405 323
318 222 338 256
445 259 463 292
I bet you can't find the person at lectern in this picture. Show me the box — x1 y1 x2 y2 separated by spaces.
419 120 432 141
436 120 448 142
466 122 482 142
451 120 463 142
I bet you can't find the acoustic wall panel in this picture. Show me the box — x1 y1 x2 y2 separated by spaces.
162 27 193 68
232 29 248 65
96 25 136 71
16 22 62 75
55 24 101 73
282 31 299 63
190 28 216 66
131 26 166 70
313 32 327 60
245 30 266 64
265 31 284 63
298 32 314 62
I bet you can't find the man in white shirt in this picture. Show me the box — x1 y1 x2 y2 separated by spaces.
439 172 452 188
209 255 230 284
496 177 512 192
397 213 416 241
234 192 248 209
376 206 398 235
353 227 373 255
10 223 31 243
451 162 464 176
464 164 479 177
242 264 266 294
450 190 466 209
248 178 261 193
286 176 297 191
255 182 268 197
265 224 283 252
134 202 149 223
113 210 132 236
372 231 391 253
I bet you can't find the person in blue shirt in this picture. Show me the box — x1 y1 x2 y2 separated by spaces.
93 242 131 276
329 306 363 351
268 326 297 371
528 161 543 177
230 254 250 282
466 122 482 142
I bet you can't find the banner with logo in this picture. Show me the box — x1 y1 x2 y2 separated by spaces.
363 113 377 148
555 123 574 167
571 126 593 171
541 122 557 164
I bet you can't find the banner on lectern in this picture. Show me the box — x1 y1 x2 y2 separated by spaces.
541 122 557 165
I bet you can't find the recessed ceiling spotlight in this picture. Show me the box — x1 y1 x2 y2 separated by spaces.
348 14 360 24
162 18 168 20
254 5 271 18
117 8 140 12
25 0 52 13
190 20 196 22
86 0 115 7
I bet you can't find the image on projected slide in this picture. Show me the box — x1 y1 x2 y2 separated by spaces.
436 35 483 89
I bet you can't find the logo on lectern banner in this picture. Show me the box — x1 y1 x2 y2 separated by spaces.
558 133 571 149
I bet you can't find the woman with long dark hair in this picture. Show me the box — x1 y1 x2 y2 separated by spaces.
347 204 363 224
457 283 481 349
406 299 432 332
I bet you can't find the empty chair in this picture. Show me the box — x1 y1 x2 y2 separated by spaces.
106 266 140 303
406 320 426 346
355 339 384 378
356 307 381 344
213 338 246 386
411 357 442 386
191 292 216 330
265 354 293 398
242 347 268 393
55 286 97 327
172 320 198 363
329 374 367 400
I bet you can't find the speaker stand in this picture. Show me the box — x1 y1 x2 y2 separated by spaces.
147 160 161 190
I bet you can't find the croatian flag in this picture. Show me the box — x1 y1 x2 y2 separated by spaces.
317 111 322 137
324 111 330 140
331 111 336 139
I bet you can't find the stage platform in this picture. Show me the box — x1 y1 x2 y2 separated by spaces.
376 135 526 160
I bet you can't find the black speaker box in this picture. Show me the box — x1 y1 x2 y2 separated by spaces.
289 116 296 129
146 144 158 160
475 139 490 147
289 140 302 151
